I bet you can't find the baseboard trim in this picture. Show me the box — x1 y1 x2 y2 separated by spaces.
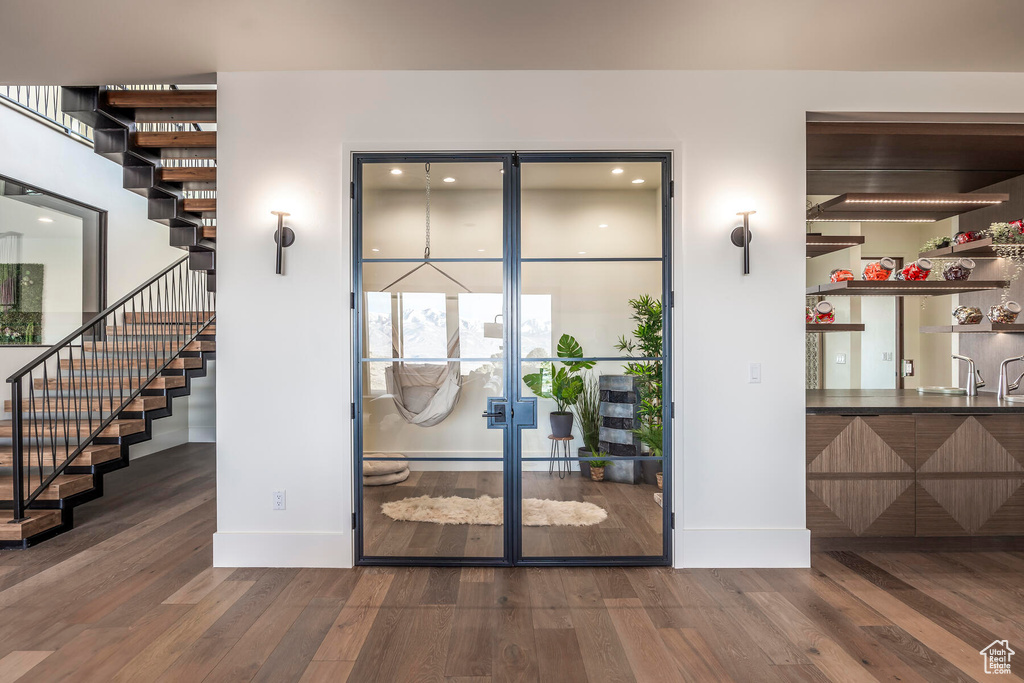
678 529 810 568
189 426 216 443
213 532 351 568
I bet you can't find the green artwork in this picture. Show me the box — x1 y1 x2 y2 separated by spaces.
0 263 44 345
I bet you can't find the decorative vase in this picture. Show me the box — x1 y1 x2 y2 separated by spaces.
590 467 605 482
549 412 573 438
656 472 663 490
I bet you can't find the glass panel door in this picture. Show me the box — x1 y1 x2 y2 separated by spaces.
355 155 512 563
354 152 672 566
515 156 671 564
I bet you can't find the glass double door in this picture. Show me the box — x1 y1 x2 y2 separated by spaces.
354 152 670 566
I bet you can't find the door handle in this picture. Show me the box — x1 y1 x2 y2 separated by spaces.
481 411 505 419
483 399 510 428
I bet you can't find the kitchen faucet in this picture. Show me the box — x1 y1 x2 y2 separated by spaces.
952 354 985 397
998 355 1024 401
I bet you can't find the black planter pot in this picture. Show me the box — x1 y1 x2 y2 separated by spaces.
578 447 592 477
549 412 574 438
640 458 663 485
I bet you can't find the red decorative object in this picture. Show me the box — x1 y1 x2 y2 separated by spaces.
954 230 984 245
862 257 895 281
897 258 933 281
829 268 854 283
813 301 835 324
1010 219 1024 234
806 306 814 323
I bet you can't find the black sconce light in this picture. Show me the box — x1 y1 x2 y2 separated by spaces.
730 210 755 275
272 210 295 275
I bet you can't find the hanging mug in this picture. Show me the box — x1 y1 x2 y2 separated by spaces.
813 301 835 324
830 268 854 283
988 301 1022 324
862 257 896 281
897 258 932 281
942 258 976 281
952 306 983 325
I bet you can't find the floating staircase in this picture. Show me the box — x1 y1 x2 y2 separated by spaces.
1 303 214 547
60 86 217 290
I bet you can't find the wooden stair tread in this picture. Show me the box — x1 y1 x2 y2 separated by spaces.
183 198 216 213
34 376 187 391
0 419 145 439
0 474 94 502
105 90 216 109
0 510 62 541
83 340 214 352
4 395 166 413
105 324 215 336
0 444 120 468
135 131 216 149
58 357 202 371
158 167 216 182
202 226 216 240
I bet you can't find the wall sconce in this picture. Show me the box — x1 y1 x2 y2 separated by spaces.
730 210 755 275
271 210 295 275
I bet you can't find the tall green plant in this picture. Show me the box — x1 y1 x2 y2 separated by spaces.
615 295 663 454
523 334 595 412
573 373 602 454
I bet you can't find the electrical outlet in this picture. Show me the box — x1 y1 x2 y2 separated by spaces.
748 363 761 384
273 490 286 511
835 353 847 365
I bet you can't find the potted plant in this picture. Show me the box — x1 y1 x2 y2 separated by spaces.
572 373 601 478
589 458 611 482
524 334 594 438
616 295 664 486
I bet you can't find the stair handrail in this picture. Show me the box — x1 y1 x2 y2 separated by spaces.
5 256 214 521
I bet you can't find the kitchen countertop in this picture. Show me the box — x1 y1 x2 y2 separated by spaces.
807 389 1024 414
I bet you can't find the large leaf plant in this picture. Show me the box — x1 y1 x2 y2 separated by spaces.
523 334 595 413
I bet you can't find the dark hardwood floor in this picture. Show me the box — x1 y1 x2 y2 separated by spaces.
1 443 1023 681
362 469 663 558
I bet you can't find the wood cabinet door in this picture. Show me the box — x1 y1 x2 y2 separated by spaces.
915 414 1024 536
806 415 916 537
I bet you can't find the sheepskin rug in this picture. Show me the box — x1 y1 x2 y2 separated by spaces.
381 494 607 527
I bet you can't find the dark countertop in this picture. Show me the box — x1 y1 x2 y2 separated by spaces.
807 389 1024 414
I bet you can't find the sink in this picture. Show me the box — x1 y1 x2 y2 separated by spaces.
917 386 967 395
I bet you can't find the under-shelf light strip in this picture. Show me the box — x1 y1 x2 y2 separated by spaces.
843 199 1003 205
807 218 936 223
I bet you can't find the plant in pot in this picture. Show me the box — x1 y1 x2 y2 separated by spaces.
588 457 611 482
524 334 594 438
615 294 664 486
573 373 602 478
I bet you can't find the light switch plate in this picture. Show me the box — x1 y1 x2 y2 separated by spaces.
835 353 847 364
748 363 761 383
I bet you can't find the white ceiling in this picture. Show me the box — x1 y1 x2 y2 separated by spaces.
2 0 1024 84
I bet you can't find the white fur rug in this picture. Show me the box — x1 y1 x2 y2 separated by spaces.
381 494 607 527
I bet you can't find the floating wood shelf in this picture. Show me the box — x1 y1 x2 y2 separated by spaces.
920 237 1002 260
806 323 865 332
807 193 1009 222
808 280 1008 297
921 322 1024 333
806 234 866 258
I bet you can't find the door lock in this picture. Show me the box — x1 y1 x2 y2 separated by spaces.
482 399 511 428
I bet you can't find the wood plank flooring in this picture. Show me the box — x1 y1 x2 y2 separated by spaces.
1 443 1023 681
362 469 664 558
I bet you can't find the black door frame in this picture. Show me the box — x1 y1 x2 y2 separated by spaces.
352 151 673 567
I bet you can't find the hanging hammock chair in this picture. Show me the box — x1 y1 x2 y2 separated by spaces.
381 163 469 428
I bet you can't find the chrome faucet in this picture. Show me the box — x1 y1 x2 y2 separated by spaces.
952 354 985 397
998 355 1024 400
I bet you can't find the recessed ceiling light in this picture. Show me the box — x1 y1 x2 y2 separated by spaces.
38 217 53 223
371 248 380 252
611 168 624 175
389 168 402 175
598 224 609 228
578 251 587 255
631 179 645 184
443 177 456 183
500 169 505 174
477 248 485 252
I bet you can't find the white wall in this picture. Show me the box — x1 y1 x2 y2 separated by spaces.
0 103 216 456
213 70 1024 570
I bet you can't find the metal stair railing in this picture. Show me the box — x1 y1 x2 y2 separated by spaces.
5 256 214 521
